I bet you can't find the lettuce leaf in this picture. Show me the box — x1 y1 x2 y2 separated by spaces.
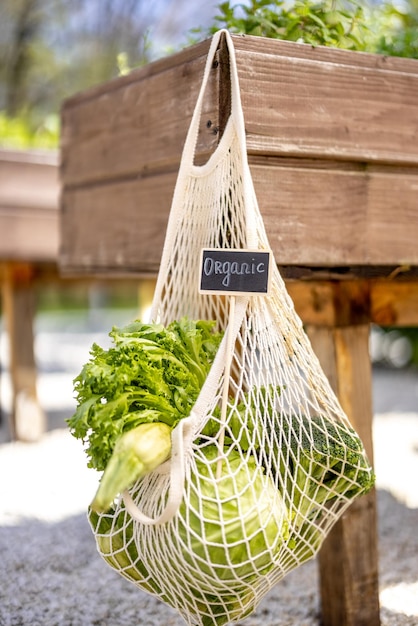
68 318 223 471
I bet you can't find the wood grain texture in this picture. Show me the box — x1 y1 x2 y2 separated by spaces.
252 160 418 266
61 44 220 187
371 280 418 326
237 47 418 164
60 174 175 275
61 34 418 183
60 156 418 274
287 279 418 326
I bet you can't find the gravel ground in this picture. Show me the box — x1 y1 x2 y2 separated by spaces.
0 319 417 626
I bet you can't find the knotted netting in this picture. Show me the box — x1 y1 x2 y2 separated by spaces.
88 30 374 626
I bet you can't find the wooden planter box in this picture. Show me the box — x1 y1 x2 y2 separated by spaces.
60 34 418 279
59 33 418 626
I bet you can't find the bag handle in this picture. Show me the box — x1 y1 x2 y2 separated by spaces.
122 413 195 525
177 29 259 249
179 29 248 170
150 29 259 323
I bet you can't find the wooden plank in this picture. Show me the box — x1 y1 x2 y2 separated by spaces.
60 174 175 275
0 206 59 261
307 324 380 626
251 159 418 267
235 41 418 165
0 149 58 210
367 166 418 264
287 281 370 327
231 33 418 74
252 159 368 266
61 42 220 188
287 279 418 326
1 263 46 441
61 35 418 192
60 156 418 274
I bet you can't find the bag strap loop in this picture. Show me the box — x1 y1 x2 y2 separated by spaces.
122 413 195 525
180 29 247 170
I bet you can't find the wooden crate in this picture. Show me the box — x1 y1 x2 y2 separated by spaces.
60 34 418 278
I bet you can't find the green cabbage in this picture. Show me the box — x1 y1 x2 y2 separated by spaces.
178 446 289 583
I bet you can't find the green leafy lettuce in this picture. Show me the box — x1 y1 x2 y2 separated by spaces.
68 318 223 471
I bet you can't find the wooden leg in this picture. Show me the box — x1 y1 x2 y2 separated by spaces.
307 324 380 626
2 263 45 441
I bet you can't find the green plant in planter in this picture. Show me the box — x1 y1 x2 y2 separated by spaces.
189 0 418 60
372 0 418 59
191 0 369 51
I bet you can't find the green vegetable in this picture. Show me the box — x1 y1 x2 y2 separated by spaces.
179 446 289 582
88 506 164 596
173 446 290 624
204 387 375 559
68 317 223 472
270 412 375 570
71 318 374 623
90 422 172 513
208 387 375 525
276 413 375 527
89 445 290 626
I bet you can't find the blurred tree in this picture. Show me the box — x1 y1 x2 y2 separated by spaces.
0 0 154 120
2 0 40 116
0 0 217 145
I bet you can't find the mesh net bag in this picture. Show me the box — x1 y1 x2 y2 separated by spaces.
89 30 375 626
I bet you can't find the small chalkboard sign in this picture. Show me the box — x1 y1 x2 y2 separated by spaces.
199 248 272 295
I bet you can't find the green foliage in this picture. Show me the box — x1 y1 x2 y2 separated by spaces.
208 0 368 50
372 1 418 59
191 0 418 59
0 111 59 149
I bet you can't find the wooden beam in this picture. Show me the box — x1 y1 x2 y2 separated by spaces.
287 280 370 327
370 280 418 326
1 263 46 441
59 159 418 275
307 323 380 626
287 279 418 327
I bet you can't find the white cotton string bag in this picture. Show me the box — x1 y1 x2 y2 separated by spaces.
89 30 374 626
